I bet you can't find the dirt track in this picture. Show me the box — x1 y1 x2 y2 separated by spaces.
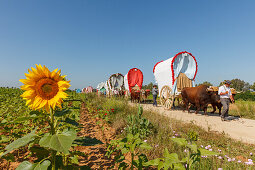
130 102 255 144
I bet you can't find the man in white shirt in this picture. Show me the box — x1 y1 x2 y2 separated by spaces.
218 80 235 121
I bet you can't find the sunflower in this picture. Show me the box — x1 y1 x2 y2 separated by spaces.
20 64 71 112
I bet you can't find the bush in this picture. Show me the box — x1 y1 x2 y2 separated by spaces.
235 92 255 101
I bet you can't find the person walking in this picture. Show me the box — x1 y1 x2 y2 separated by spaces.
152 85 158 107
218 80 235 121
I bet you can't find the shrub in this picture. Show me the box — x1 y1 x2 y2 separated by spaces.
235 92 255 101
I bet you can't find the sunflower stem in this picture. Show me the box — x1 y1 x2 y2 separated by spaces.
50 107 56 170
50 107 55 135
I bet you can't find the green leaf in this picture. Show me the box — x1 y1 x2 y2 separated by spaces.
138 105 143 118
1 119 7 124
70 155 79 165
140 142 152 150
187 143 198 152
171 138 188 146
158 161 164 170
16 160 51 170
121 147 129 154
0 128 37 157
134 133 139 139
34 160 51 170
173 163 185 170
39 129 76 154
138 154 148 166
181 157 188 163
143 158 161 166
13 115 40 123
16 161 35 170
0 135 10 143
163 161 171 170
199 148 218 156
163 148 170 158
126 133 133 141
165 153 180 163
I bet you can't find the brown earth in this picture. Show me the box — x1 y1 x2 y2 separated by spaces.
75 103 117 169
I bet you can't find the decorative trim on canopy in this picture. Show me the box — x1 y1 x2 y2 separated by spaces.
153 60 163 73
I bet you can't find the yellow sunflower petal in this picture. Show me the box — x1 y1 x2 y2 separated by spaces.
31 66 39 75
21 90 35 98
43 65 51 78
58 81 71 90
21 84 33 91
19 79 36 86
32 96 42 109
20 64 70 112
38 99 47 109
36 64 45 76
26 99 32 106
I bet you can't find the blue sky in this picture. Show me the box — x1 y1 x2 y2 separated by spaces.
0 0 255 89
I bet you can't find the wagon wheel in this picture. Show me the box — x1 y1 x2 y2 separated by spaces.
175 94 184 108
164 95 175 110
160 85 174 109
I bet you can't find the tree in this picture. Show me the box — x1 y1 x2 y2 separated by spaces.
196 81 213 87
142 82 154 91
250 82 255 91
230 79 245 91
219 79 250 92
243 82 251 92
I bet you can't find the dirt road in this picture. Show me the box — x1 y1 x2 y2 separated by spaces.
130 103 255 144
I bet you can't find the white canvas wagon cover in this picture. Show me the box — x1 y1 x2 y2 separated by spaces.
153 51 198 96
97 82 106 90
108 73 124 90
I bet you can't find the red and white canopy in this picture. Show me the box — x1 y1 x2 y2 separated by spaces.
153 51 198 95
124 68 143 92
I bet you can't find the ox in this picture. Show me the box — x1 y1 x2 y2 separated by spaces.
208 88 236 115
140 89 150 103
130 89 141 103
181 85 217 115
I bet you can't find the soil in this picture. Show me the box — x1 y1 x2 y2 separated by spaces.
75 103 117 169
130 102 255 144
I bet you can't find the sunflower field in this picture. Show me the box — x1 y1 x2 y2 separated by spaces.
0 65 255 169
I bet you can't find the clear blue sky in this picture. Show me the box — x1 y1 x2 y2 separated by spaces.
1 0 255 89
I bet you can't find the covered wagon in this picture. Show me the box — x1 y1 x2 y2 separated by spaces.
107 73 125 96
124 68 143 93
82 86 93 93
97 82 107 95
153 51 198 109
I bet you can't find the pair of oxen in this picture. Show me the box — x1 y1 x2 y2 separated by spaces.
130 89 150 103
181 85 234 115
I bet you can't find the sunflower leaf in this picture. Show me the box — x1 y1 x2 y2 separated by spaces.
0 128 37 157
16 160 51 170
39 128 76 154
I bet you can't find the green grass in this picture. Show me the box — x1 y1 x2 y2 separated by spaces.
83 94 255 169
229 100 255 119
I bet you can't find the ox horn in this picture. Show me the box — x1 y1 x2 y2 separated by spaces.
206 87 214 92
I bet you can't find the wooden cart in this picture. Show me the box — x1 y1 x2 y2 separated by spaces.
153 51 198 109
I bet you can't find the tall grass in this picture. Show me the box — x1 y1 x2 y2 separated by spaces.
229 100 255 119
